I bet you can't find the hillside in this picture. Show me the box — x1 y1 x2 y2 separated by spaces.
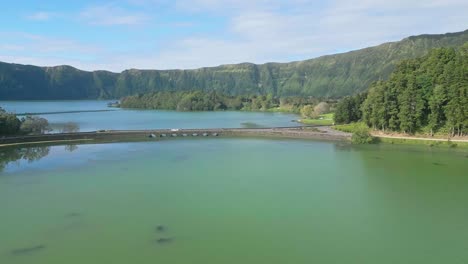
0 29 467 100
334 44 468 136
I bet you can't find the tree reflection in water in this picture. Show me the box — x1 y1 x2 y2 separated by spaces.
65 144 78 152
0 146 51 171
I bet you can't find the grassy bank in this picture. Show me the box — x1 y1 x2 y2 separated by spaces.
298 113 334 125
265 106 299 113
333 122 468 148
333 122 364 133
375 137 468 148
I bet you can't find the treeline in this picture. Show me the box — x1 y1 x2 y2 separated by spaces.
121 91 278 111
120 91 320 112
335 45 468 136
0 108 51 136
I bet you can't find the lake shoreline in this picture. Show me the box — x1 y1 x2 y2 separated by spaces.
0 126 351 147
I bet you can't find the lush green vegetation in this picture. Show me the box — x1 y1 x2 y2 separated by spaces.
299 113 334 125
350 124 375 144
300 102 330 118
0 108 21 135
120 91 324 112
334 44 468 137
333 122 375 144
333 122 367 133
0 108 51 136
20 116 51 135
121 91 279 111
1 30 467 100
334 93 367 124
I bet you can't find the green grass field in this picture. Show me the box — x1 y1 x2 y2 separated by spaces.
298 113 334 125
333 122 365 133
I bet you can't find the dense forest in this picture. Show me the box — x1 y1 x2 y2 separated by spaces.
1 30 467 100
334 44 468 137
120 91 321 112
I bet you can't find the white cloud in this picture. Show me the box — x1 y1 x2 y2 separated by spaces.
25 12 55 21
142 0 468 70
0 32 103 70
0 44 25 51
5 0 468 71
79 4 151 26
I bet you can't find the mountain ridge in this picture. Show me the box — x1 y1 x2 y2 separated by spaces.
0 29 467 100
28 29 468 73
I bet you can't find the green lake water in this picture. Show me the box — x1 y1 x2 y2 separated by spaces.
1 139 468 264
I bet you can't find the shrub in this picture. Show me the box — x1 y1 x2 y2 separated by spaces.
334 122 365 133
300 105 317 119
20 116 51 135
351 124 375 144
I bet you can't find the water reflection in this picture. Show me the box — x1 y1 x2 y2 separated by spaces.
333 142 354 152
0 146 51 171
61 122 80 133
48 121 81 133
65 144 79 152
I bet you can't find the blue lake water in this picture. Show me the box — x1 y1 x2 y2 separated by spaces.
0 100 300 132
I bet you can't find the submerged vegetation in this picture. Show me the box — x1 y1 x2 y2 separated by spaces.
334 45 468 138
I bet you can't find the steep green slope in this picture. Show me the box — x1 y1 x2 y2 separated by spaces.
0 29 467 100
334 44 468 136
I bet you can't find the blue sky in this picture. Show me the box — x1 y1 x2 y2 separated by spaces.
1 0 467 72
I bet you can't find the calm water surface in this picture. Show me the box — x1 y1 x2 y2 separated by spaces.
0 101 299 131
1 139 467 264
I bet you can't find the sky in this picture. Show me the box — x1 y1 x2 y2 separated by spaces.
1 0 467 72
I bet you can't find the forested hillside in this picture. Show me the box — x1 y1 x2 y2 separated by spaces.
335 44 468 136
120 91 279 111
0 30 467 100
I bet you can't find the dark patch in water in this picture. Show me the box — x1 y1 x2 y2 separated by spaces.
241 122 263 128
334 143 353 152
155 225 165 232
10 245 46 256
432 162 445 166
153 237 173 244
373 156 382 160
65 212 82 218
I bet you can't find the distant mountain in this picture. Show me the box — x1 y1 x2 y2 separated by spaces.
1 29 467 100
